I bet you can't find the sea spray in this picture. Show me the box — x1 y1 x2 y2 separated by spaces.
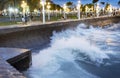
25 23 120 78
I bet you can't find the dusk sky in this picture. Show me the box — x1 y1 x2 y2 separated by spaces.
52 0 120 7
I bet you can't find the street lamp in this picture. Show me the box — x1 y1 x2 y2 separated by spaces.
8 7 14 21
47 2 51 20
85 6 88 18
63 4 67 19
77 0 81 20
14 8 19 21
96 3 99 17
3 9 7 16
109 5 113 16
40 0 46 24
102 7 105 15
21 1 27 15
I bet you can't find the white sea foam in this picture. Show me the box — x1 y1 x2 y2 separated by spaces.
26 23 120 78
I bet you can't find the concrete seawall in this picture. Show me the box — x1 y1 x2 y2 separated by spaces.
0 48 31 78
0 16 120 50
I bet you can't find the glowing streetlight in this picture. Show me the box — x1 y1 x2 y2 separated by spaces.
34 9 38 15
21 1 27 14
15 8 18 13
63 4 67 19
47 2 51 20
21 1 29 15
14 8 18 21
8 7 14 21
77 0 81 20
3 9 7 16
85 6 88 17
8 7 14 13
109 5 113 16
40 0 46 24
102 7 105 15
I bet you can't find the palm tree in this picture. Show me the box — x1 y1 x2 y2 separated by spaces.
66 1 74 11
100 2 105 5
0 0 9 10
0 0 17 9
118 0 120 6
92 0 99 4
66 1 73 6
27 0 40 11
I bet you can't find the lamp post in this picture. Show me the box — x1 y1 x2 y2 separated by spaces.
102 7 105 16
77 0 81 20
13 0 16 21
8 7 14 21
63 4 67 19
47 2 51 20
14 8 18 17
85 6 88 18
40 0 46 24
3 9 7 16
109 5 112 16
96 3 99 17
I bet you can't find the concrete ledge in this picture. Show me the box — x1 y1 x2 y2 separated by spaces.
0 48 32 78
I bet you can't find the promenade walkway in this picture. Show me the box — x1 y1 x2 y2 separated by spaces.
0 15 115 29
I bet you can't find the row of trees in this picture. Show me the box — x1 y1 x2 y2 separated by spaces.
0 0 62 11
27 0 62 11
0 0 120 12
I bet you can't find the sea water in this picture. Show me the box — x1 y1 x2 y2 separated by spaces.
25 23 120 78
